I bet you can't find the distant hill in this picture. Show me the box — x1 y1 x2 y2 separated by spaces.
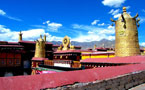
51 39 115 50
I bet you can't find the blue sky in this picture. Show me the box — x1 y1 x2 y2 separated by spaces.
0 0 145 46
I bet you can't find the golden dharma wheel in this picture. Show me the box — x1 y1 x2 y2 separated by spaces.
62 36 70 50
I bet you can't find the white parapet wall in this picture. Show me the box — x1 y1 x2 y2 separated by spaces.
54 63 71 68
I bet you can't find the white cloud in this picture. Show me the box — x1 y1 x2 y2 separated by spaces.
43 20 62 32
109 9 114 14
142 9 145 13
47 36 63 41
72 24 97 31
114 14 121 18
140 17 145 24
107 25 114 29
140 42 145 46
126 6 131 10
71 24 115 42
91 20 100 25
88 31 94 34
0 9 22 21
0 25 10 33
109 9 120 15
109 9 121 18
0 9 6 15
102 0 126 8
98 23 105 26
109 6 131 19
6 16 22 21
0 25 63 42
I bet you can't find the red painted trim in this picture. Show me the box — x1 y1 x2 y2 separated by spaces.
32 57 48 61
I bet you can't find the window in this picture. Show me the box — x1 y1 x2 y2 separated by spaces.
16 59 20 64
9 59 13 64
1 60 5 64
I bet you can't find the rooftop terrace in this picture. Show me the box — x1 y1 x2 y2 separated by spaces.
0 56 145 90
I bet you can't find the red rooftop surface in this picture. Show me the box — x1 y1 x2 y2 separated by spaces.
53 45 60 47
81 56 145 64
54 50 81 53
7 42 19 45
82 51 114 55
0 63 145 90
32 57 48 61
0 45 24 48
19 40 52 44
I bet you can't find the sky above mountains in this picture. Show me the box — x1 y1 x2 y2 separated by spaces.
0 0 145 46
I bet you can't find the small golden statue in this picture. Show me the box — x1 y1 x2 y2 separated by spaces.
57 44 63 51
70 42 75 50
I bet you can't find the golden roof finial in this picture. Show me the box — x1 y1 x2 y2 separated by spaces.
19 31 23 41
34 35 46 58
40 35 42 38
20 31 22 34
123 7 127 12
44 34 46 41
38 35 44 41
94 44 97 49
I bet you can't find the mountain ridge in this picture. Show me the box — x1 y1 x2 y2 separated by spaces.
51 39 115 49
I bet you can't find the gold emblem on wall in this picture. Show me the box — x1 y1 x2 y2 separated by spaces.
118 30 125 36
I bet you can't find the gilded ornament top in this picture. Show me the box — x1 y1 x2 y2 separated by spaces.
62 36 70 47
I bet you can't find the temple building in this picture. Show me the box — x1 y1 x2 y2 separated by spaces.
81 44 115 60
43 36 81 69
0 32 53 76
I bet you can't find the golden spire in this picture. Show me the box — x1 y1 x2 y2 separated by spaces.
40 34 42 39
94 44 97 49
57 44 63 51
39 35 43 41
123 7 127 12
34 35 46 58
44 34 46 41
18 31 22 41
112 7 141 57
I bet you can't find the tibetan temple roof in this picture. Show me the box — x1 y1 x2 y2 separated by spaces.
32 57 48 61
7 42 19 45
82 51 114 55
0 45 24 48
81 56 145 64
54 50 81 53
19 40 52 44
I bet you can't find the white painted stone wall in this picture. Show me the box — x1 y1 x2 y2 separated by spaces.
54 63 71 68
